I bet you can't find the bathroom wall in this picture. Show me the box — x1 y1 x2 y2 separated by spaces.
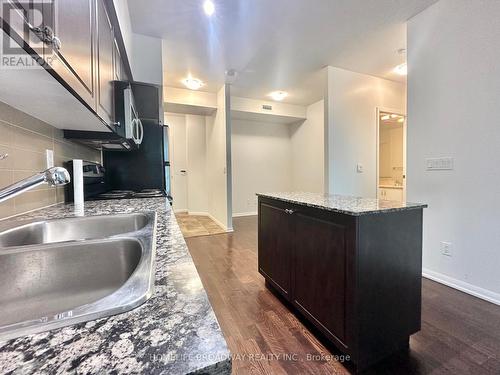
379 123 404 184
0 101 101 219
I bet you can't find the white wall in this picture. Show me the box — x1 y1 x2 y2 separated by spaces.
231 96 306 119
407 0 500 304
290 99 325 193
166 113 188 212
112 1 162 85
131 33 163 85
206 85 232 230
231 120 293 215
186 115 209 214
164 87 217 108
325 66 405 197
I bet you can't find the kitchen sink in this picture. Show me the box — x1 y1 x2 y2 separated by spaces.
0 213 149 247
0 211 156 342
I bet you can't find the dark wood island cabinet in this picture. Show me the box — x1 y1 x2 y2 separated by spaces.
257 192 427 371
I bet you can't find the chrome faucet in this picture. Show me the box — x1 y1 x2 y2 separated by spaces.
0 167 71 203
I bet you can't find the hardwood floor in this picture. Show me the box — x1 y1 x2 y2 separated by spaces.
175 213 226 238
185 216 500 374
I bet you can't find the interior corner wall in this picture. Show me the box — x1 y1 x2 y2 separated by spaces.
231 119 293 216
112 0 162 85
290 99 325 193
206 85 231 230
407 0 500 304
326 66 405 198
186 115 208 214
131 33 163 85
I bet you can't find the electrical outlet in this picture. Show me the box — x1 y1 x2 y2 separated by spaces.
440 241 452 257
45 149 54 168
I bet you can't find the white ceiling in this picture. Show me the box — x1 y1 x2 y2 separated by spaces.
127 0 437 105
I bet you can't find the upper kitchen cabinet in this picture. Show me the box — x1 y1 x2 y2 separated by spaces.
0 0 133 133
96 0 115 128
42 0 96 110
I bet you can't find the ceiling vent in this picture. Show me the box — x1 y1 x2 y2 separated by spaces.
262 104 272 111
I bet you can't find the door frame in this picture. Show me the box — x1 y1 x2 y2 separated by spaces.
375 107 407 201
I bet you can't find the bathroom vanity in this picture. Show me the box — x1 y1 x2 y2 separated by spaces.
257 192 427 371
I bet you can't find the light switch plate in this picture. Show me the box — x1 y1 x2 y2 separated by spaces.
440 241 452 256
356 163 364 173
426 157 454 170
46 149 54 168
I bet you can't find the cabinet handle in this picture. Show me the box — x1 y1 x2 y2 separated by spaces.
51 36 62 50
285 209 295 215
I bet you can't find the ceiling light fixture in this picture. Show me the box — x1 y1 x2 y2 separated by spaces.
269 91 288 101
393 62 407 76
182 76 204 90
381 115 390 121
393 48 407 76
203 0 215 16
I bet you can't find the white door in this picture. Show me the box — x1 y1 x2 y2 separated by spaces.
167 114 188 212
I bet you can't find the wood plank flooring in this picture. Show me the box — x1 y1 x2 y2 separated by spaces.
185 216 500 374
175 213 226 238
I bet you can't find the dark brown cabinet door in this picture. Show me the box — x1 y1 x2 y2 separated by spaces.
293 212 349 345
258 203 293 298
43 0 96 109
96 0 114 126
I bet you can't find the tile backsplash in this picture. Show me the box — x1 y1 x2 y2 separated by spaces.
0 101 101 219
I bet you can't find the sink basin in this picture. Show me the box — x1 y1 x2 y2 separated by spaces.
0 212 156 342
0 213 149 247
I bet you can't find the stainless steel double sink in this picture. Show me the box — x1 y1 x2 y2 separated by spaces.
0 212 157 342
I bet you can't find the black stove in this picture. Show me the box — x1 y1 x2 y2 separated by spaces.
92 189 164 200
65 161 166 202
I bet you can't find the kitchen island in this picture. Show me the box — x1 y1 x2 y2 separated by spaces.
257 192 427 371
0 198 231 375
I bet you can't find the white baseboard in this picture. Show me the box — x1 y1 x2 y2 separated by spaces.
232 211 257 218
173 209 188 214
187 211 209 216
207 213 233 233
422 268 500 306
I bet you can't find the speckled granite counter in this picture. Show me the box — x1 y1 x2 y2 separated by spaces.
257 192 427 216
0 198 231 375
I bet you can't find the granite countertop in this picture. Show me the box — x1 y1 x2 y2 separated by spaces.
257 192 427 216
0 198 231 375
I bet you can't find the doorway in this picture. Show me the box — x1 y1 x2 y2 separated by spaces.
377 109 406 202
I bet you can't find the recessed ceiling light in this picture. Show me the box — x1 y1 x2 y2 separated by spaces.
269 91 288 101
394 62 407 76
182 76 204 90
203 0 215 16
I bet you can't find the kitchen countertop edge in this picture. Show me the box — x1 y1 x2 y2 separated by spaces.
0 197 231 375
257 192 427 216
